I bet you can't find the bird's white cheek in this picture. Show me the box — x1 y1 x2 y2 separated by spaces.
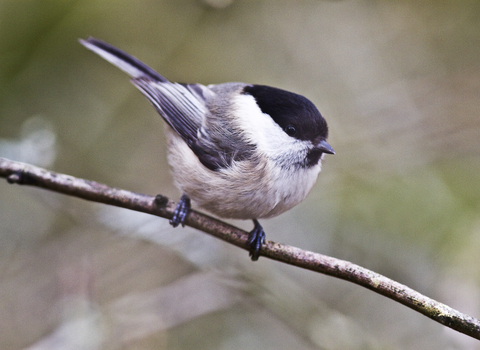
232 94 306 161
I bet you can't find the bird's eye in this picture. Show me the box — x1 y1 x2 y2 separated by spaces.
285 125 296 136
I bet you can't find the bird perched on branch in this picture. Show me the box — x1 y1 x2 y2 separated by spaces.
80 37 334 261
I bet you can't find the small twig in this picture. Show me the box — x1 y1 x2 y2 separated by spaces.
1 157 479 340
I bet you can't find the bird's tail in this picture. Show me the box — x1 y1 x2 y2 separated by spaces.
79 37 168 82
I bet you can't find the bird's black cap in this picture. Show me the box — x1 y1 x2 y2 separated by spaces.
242 84 329 144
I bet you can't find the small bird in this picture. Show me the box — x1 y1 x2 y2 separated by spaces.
80 37 334 261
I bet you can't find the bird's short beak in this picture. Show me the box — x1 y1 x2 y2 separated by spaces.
317 140 335 155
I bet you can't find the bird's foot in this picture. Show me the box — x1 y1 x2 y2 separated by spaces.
247 219 265 261
170 194 191 227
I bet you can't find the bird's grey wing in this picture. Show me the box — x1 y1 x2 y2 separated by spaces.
131 78 202 144
80 37 227 171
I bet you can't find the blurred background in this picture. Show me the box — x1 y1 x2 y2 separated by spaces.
1 0 480 349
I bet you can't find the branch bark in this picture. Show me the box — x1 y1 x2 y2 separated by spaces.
1 157 479 340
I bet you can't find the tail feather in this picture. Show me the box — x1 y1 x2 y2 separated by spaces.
79 37 167 82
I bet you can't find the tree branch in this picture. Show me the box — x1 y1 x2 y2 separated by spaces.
1 157 479 340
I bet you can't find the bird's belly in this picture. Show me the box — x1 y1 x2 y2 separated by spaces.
167 132 321 220
194 165 320 220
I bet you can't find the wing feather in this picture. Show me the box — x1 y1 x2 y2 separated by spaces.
132 78 203 145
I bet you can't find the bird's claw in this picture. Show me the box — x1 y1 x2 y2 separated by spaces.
247 219 265 261
170 194 191 227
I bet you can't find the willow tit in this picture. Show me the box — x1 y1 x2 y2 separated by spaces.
80 37 334 261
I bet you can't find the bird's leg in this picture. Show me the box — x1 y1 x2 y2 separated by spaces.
247 219 266 261
170 194 191 227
